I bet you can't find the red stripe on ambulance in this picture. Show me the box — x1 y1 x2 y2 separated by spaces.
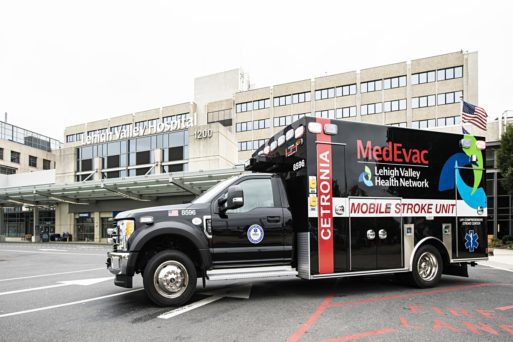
316 118 334 274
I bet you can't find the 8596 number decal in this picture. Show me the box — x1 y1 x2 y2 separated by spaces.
293 160 305 171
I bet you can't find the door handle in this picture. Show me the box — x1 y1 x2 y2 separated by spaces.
267 216 281 223
378 229 387 239
366 229 376 240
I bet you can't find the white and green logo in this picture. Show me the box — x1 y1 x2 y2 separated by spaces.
358 166 373 187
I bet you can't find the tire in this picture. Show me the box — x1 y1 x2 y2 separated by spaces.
143 250 197 306
409 244 443 288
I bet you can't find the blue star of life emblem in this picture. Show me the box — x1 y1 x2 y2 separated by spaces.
465 230 479 252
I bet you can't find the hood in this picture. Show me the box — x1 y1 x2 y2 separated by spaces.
115 202 208 220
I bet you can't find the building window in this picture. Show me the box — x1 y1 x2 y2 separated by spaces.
315 110 336 119
66 133 84 143
384 99 407 112
335 106 357 118
207 109 232 126
235 99 270 113
437 90 463 105
411 95 436 109
360 79 382 93
360 102 383 116
411 70 436 85
273 91 311 107
0 147 3 160
0 165 17 174
163 113 191 124
437 66 463 81
315 84 356 100
29 155 37 167
43 159 51 170
412 116 460 129
273 113 306 127
236 119 271 132
383 75 407 89
10 151 20 164
388 122 407 127
238 139 266 152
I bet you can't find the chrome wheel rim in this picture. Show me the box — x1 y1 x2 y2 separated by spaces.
417 251 438 282
154 260 189 299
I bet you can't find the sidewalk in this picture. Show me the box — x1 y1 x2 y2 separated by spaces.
479 248 513 272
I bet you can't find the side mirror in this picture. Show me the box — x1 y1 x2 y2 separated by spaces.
218 185 244 212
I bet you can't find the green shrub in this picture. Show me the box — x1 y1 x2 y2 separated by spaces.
502 235 513 244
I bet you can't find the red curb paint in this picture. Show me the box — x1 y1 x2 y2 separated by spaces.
287 294 334 342
500 324 513 335
329 283 492 308
447 307 473 318
319 328 397 342
497 304 513 311
462 322 500 336
432 306 445 316
400 316 423 330
432 319 461 333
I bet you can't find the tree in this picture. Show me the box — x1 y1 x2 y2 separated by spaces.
497 124 513 194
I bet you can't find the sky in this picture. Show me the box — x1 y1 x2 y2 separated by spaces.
1 0 512 141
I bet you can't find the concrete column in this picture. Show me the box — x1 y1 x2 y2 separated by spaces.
93 157 102 181
32 207 40 242
93 211 101 243
154 149 163 175
0 207 5 241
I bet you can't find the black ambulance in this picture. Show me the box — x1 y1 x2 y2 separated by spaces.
107 117 488 306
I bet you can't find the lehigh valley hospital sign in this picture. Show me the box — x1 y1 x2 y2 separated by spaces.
82 117 195 145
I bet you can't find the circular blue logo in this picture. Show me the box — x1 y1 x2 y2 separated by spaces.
247 224 264 244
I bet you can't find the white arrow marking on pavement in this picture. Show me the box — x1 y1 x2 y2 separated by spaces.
158 284 252 320
0 289 143 319
0 276 113 296
0 267 105 282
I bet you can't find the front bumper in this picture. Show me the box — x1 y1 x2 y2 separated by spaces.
106 251 133 288
107 251 130 275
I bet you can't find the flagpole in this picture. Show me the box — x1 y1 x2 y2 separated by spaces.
459 96 466 134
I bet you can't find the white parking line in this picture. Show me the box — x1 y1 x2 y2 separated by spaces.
0 289 143 318
0 268 105 282
0 249 105 256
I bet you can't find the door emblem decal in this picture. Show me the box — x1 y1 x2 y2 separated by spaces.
247 224 264 244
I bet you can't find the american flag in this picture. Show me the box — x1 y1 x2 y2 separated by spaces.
462 100 488 131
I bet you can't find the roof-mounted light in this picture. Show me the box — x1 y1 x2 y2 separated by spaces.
278 135 286 146
476 140 486 150
295 125 305 139
270 141 278 151
308 122 322 134
324 124 338 135
285 129 294 141
263 146 270 155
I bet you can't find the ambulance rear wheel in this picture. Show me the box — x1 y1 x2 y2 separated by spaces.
410 245 442 288
143 250 197 306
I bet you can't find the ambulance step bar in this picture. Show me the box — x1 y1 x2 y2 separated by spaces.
207 266 298 281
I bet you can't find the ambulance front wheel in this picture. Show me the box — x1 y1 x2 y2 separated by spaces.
410 244 443 288
143 250 197 307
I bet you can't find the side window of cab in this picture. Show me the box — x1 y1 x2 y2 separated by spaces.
227 178 274 213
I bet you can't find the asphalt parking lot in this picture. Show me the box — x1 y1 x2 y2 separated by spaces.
1 243 513 342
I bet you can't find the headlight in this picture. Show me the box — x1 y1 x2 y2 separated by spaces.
117 219 135 250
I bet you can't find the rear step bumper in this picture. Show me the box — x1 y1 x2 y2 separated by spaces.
207 266 298 281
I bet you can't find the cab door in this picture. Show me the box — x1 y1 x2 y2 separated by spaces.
210 176 288 266
349 198 403 271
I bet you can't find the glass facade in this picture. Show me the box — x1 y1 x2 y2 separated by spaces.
486 146 513 239
0 121 62 152
2 207 55 238
75 130 189 181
